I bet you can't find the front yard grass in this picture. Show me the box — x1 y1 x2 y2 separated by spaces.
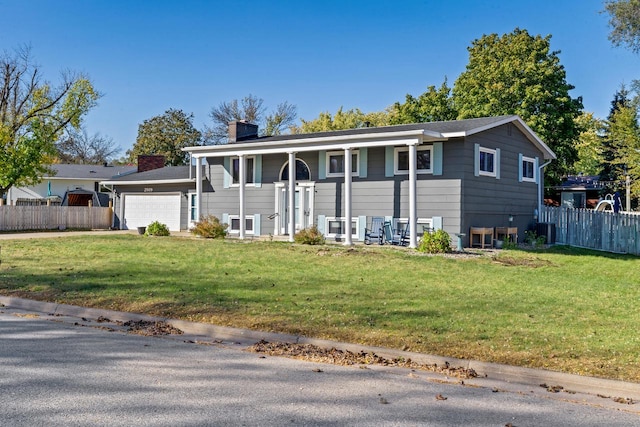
1 234 639 382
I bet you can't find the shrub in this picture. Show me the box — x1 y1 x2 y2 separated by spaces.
294 225 326 245
502 235 518 250
191 215 227 239
524 230 546 247
417 229 451 254
145 221 170 236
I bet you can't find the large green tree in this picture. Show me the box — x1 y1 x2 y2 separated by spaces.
292 107 390 133
452 28 583 184
604 0 640 53
204 94 297 144
572 112 606 176
604 92 640 207
0 47 100 197
127 108 202 166
388 80 457 125
601 86 635 181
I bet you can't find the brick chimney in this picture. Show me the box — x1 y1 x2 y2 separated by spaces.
228 120 259 143
137 155 165 172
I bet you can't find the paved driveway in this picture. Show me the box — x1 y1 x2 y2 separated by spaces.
1 306 639 427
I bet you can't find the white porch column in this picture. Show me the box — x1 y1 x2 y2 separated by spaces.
344 147 353 246
408 142 418 249
238 154 246 240
195 156 202 222
288 152 296 242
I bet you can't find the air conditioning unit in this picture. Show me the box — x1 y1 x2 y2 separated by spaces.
535 222 556 245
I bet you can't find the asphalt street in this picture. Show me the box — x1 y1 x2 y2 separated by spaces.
1 306 639 427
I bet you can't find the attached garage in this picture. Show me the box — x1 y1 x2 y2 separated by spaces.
121 193 182 231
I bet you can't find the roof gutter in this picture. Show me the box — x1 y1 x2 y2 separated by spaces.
100 178 195 186
183 129 437 156
537 160 553 220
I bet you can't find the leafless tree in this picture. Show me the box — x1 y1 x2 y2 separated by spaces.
57 128 120 164
204 94 296 144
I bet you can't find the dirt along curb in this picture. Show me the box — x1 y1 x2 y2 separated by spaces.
2 295 640 411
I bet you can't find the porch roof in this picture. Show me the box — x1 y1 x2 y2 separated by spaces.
183 115 555 160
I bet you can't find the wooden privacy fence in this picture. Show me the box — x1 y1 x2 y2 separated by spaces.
540 206 640 255
0 206 112 231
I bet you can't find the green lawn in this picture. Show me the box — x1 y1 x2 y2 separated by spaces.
1 234 639 382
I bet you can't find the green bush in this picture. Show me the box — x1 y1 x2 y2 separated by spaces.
417 229 451 253
191 215 228 239
145 221 170 237
524 230 546 247
294 225 326 245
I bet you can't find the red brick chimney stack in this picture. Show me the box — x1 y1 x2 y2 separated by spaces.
137 155 165 172
228 120 259 143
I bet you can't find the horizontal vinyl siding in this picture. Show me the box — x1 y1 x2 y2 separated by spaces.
461 124 544 242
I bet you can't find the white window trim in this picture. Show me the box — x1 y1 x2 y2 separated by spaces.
325 216 359 239
394 146 433 175
478 147 497 177
326 150 359 178
393 218 433 236
189 193 198 224
230 155 256 187
278 158 312 181
521 156 536 183
228 214 255 235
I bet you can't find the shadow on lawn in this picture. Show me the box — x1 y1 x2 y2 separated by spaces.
510 244 639 261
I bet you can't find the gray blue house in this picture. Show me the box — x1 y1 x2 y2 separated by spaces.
104 115 555 248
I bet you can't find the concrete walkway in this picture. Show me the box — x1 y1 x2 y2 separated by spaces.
1 295 639 414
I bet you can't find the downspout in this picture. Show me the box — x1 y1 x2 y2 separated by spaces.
107 184 117 229
537 160 552 220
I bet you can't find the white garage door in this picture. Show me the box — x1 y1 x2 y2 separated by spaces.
122 193 181 231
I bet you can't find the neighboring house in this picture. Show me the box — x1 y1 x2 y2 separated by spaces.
7 164 137 207
103 116 554 247
101 156 198 231
551 175 608 209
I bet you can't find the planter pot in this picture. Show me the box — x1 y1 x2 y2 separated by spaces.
137 226 146 235
494 239 503 249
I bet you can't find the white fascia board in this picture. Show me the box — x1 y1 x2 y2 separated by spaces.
43 177 101 181
511 117 556 160
191 137 432 158
100 178 195 186
188 130 445 159
184 129 440 157
448 116 556 160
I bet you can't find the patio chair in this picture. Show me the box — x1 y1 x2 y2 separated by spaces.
399 223 410 246
364 217 385 245
383 221 406 246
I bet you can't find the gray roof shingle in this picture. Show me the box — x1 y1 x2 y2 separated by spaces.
106 165 194 182
46 164 137 180
232 115 516 144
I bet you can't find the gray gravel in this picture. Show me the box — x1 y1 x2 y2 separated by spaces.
1 307 639 427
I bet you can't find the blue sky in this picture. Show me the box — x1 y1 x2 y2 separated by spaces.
2 0 638 156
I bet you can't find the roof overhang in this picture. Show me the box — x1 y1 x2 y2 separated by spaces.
182 116 555 160
184 129 444 158
100 178 195 186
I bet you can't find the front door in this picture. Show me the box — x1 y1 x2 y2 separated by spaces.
275 183 314 235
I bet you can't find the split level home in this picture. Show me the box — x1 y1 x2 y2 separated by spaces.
102 115 555 248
